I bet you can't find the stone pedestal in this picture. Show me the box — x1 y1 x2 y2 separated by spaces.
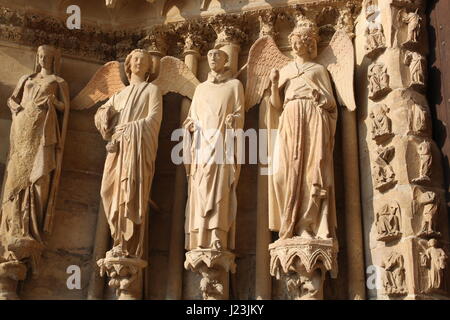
269 238 338 300
0 260 27 300
97 250 147 300
184 249 236 300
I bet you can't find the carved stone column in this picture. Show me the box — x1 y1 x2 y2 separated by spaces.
255 10 277 301
184 249 236 300
97 251 147 300
165 28 202 300
336 4 367 300
356 0 449 299
269 238 338 300
0 237 42 300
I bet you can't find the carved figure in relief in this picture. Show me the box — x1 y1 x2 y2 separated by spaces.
246 15 356 241
0 45 70 274
420 239 447 292
364 22 386 56
70 49 198 299
404 51 425 88
370 104 392 143
381 252 407 296
408 101 427 135
183 49 245 251
399 9 422 44
416 191 440 237
412 141 432 183
368 62 390 100
372 146 396 192
376 201 401 241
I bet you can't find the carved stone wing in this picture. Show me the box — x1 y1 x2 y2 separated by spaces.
316 30 356 111
152 56 200 100
71 61 126 110
245 36 290 111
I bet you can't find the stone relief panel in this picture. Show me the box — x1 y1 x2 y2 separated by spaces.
375 201 401 242
370 104 393 144
368 62 391 100
412 187 441 239
419 239 448 294
372 145 396 192
381 251 407 296
404 51 426 91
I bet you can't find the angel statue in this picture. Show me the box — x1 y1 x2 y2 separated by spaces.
0 45 70 279
71 49 198 298
246 15 356 242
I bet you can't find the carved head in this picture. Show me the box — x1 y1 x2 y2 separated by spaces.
289 15 319 59
34 45 61 75
428 239 438 248
125 49 152 81
207 49 229 73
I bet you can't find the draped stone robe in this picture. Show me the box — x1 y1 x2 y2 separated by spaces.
184 70 245 251
268 61 337 240
95 82 162 258
1 73 69 250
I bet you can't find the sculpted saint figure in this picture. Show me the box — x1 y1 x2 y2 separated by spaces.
183 49 245 251
0 45 69 270
399 9 421 43
368 62 390 100
94 49 162 259
370 104 392 143
382 252 406 295
365 22 386 54
420 239 447 291
405 51 425 86
376 201 401 241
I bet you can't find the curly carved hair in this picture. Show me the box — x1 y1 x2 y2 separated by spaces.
288 15 320 58
124 49 152 81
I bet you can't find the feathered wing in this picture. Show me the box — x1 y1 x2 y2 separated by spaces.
245 36 290 111
152 56 200 100
316 30 356 111
71 61 126 110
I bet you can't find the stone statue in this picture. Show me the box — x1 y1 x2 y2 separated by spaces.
416 191 439 237
399 9 422 44
368 62 390 100
183 48 245 251
370 104 392 143
364 21 386 56
94 49 163 259
412 141 432 183
372 146 396 192
245 14 356 299
376 201 401 242
71 50 199 299
404 51 425 87
420 239 447 292
408 101 427 135
381 252 407 296
0 45 70 299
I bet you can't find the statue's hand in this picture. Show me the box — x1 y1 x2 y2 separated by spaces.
310 89 320 104
225 114 235 129
270 69 279 86
184 119 196 133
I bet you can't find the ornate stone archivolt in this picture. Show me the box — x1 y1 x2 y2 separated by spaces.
360 0 449 300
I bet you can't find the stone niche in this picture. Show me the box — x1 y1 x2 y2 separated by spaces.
0 0 448 301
